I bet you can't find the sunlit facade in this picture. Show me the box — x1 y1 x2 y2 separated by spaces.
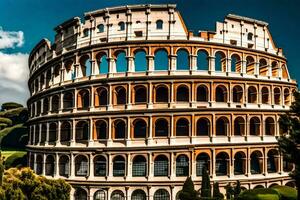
27 4 297 200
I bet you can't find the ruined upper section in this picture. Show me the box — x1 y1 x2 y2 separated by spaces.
29 4 283 73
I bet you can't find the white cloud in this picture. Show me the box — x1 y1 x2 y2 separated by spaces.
0 27 24 49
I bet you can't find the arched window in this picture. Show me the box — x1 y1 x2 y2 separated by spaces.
77 89 90 109
155 118 169 137
111 190 124 200
248 86 257 103
94 190 106 200
97 24 105 33
274 88 281 105
43 97 49 114
196 118 210 136
36 155 43 175
215 51 226 72
265 117 275 136
215 85 227 102
196 153 210 176
176 118 189 136
45 155 55 176
74 188 87 200
282 64 289 79
75 155 88 176
75 121 89 141
234 117 245 136
95 87 108 107
216 117 228 136
83 29 89 37
34 125 40 144
156 20 163 29
154 155 169 176
134 86 147 103
113 156 125 177
134 50 147 72
64 60 74 80
246 56 255 75
196 85 208 102
49 122 57 142
114 120 126 139
176 155 189 176
97 54 109 74
155 85 169 103
216 152 229 176
250 117 260 136
63 92 74 109
231 54 241 72
37 101 41 116
61 121 71 142
131 190 146 200
115 86 126 105
154 189 170 200
259 58 268 76
51 95 59 112
267 149 279 173
234 152 246 175
248 33 253 41
176 49 189 70
40 124 47 143
284 88 290 105
53 65 60 84
233 85 243 103
31 103 36 117
80 55 91 77
95 120 107 140
116 52 127 72
94 156 107 177
118 22 125 31
59 155 69 177
132 155 147 177
176 85 189 102
251 151 262 174
154 49 168 70
197 50 209 70
261 87 269 104
133 119 147 138
272 61 279 77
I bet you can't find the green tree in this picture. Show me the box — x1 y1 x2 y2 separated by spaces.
200 166 211 198
213 182 224 200
277 91 300 200
233 181 241 200
178 177 200 200
225 183 234 200
0 155 4 186
1 102 23 111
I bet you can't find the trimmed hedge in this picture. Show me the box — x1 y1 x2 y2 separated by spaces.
1 102 23 111
1 124 27 149
238 188 280 200
271 186 297 200
0 118 12 126
4 152 27 169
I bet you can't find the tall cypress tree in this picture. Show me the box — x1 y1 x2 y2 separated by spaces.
213 182 224 200
278 91 300 200
179 177 199 200
234 180 241 200
200 166 211 198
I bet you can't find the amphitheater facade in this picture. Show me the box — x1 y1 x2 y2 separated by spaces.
27 4 297 200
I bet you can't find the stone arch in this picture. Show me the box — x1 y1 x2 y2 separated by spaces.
51 94 60 112
274 87 281 105
75 120 89 142
132 155 147 177
259 58 268 76
94 155 107 177
215 51 226 72
246 56 255 75
216 117 229 136
61 121 71 142
281 64 289 79
134 85 147 103
176 154 189 176
131 189 146 200
114 86 127 105
153 189 170 200
77 89 90 109
95 87 108 107
234 151 246 175
234 117 245 136
74 187 88 200
215 85 228 102
251 150 263 174
232 85 243 103
176 84 189 102
196 117 210 136
284 88 290 105
197 49 209 70
248 86 257 103
115 51 127 73
154 49 169 71
176 118 190 136
79 54 91 77
45 155 55 176
113 155 126 177
196 85 208 102
133 118 147 138
196 153 210 176
154 155 169 176
265 117 275 136
59 155 70 177
134 49 147 72
271 61 279 77
36 154 43 175
113 119 126 139
216 152 229 176
155 85 169 103
154 118 169 137
267 149 279 173
75 155 89 176
49 122 57 142
176 48 189 70
63 91 74 109
231 54 241 73
94 120 108 140
250 117 260 136
96 52 109 74
261 87 269 104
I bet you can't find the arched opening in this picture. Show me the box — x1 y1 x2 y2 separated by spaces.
114 120 126 139
95 87 108 107
282 64 289 79
250 117 260 136
45 70 51 88
132 155 147 177
113 156 125 177
43 97 49 114
285 182 296 188
234 152 246 175
231 54 241 73
59 155 69 177
51 95 59 112
216 117 229 136
40 124 47 143
131 189 146 200
274 88 281 105
155 118 169 137
155 85 169 103
49 122 57 142
259 58 268 76
233 85 243 103
176 49 189 70
40 74 45 89
284 88 290 105
34 125 40 144
36 155 43 175
196 85 208 102
254 185 264 189
154 189 170 200
196 118 210 136
215 51 226 72
261 87 269 104
75 121 89 142
79 55 91 77
176 155 189 176
74 188 87 200
63 92 74 109
94 190 106 200
64 60 74 80
111 190 124 200
61 121 71 142
215 85 227 102
45 155 55 176
246 56 255 75
197 50 209 70
94 155 107 177
248 33 253 41
115 86 126 105
176 85 189 102
134 86 147 103
196 153 210 176
95 120 107 140
133 119 147 138
37 101 41 115
216 152 229 176
116 51 127 73
134 50 147 72
154 155 169 176
154 49 169 70
265 117 275 136
118 22 125 31
53 65 60 84
176 118 189 136
267 149 279 173
156 20 163 29
97 24 105 33
234 117 245 136
251 151 263 174
97 54 109 74
272 61 279 77
77 89 90 109
75 155 88 176
248 86 257 103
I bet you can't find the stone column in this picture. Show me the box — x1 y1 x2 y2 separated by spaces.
208 56 215 73
148 153 153 179
70 153 75 178
56 121 61 146
148 83 153 108
42 154 46 176
226 58 232 73
55 153 59 178
170 55 176 72
147 116 153 145
108 85 113 110
108 57 116 75
107 117 112 146
108 154 113 178
88 118 94 146
127 56 134 73
89 154 94 179
127 154 132 178
147 55 154 72
191 55 197 71
170 152 175 179
71 119 76 146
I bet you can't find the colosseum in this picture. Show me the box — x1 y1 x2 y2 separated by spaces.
27 4 297 200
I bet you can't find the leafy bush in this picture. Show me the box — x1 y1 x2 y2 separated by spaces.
1 102 23 111
271 186 297 200
238 188 280 200
1 125 27 149
0 118 12 127
4 152 27 169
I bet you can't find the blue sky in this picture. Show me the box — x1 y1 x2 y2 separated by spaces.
0 0 299 105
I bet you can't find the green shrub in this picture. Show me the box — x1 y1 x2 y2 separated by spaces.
1 125 27 149
4 152 27 169
1 102 23 111
0 118 12 127
238 188 280 200
271 185 297 200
